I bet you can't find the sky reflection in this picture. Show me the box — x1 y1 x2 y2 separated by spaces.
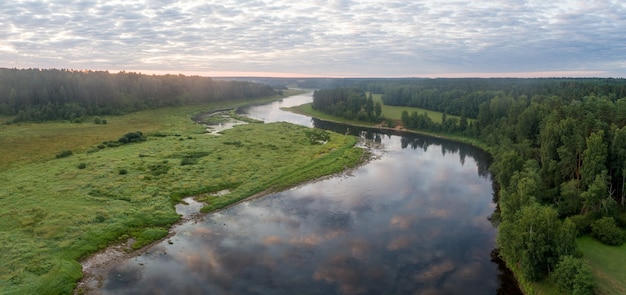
101 129 499 295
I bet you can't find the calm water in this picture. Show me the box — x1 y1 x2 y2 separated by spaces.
99 92 519 294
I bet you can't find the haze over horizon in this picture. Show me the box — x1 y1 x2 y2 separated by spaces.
1 0 625 78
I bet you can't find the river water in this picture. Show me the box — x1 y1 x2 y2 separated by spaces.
97 92 520 294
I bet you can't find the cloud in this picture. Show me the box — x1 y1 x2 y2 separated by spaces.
1 0 624 76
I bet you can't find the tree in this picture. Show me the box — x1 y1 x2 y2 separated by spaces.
581 130 608 189
459 110 468 131
591 217 625 245
497 203 577 281
581 171 609 214
553 256 595 295
498 160 540 218
374 102 382 118
557 179 582 217
401 110 409 127
611 126 626 205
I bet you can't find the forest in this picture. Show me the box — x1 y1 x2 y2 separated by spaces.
312 78 626 295
312 88 383 122
0 68 277 123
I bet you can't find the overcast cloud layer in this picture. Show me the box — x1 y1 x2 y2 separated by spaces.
1 0 625 77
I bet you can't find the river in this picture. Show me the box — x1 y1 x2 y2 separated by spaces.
95 92 520 294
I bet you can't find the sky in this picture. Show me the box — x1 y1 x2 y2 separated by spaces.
1 0 625 78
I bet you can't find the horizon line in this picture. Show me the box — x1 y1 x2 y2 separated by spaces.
2 67 622 79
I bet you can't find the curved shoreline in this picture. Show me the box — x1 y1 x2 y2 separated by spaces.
282 105 527 294
73 108 371 294
74 143 372 294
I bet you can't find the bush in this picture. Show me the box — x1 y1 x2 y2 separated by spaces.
77 163 86 169
180 157 198 166
591 217 625 245
568 213 597 236
118 169 128 175
304 129 330 144
616 211 626 227
552 255 595 295
148 162 170 176
55 150 73 159
118 131 146 144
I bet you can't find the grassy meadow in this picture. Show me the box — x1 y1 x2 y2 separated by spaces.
577 235 626 295
286 93 465 127
0 98 364 294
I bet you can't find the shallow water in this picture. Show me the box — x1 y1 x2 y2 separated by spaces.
98 92 519 294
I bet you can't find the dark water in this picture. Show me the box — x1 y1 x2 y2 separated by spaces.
99 92 520 294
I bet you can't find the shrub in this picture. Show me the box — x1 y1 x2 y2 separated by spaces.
304 129 330 144
180 157 198 166
77 163 86 169
118 131 146 144
552 255 595 295
133 227 169 249
118 169 128 175
93 116 102 124
55 150 73 159
148 162 170 176
616 211 626 227
591 217 625 245
568 213 596 236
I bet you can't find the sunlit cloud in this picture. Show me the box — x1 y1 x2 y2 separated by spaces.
0 0 624 76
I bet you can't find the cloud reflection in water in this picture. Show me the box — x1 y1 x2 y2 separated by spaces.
102 134 499 295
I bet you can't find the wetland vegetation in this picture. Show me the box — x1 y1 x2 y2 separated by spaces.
0 113 363 294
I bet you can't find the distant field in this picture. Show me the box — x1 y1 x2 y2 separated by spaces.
370 93 462 124
0 96 288 171
578 235 626 295
287 93 467 126
0 99 364 294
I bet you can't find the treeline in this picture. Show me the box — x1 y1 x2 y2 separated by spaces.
484 83 626 294
400 110 472 134
312 88 383 122
381 78 626 118
0 68 277 123
314 78 626 294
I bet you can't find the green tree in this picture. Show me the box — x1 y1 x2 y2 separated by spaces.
499 160 540 219
591 217 625 245
401 110 409 127
459 110 468 131
581 171 609 214
611 125 626 205
557 179 582 217
581 130 608 189
374 102 382 118
553 255 595 295
497 203 577 281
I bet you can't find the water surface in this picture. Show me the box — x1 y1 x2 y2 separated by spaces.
99 92 517 294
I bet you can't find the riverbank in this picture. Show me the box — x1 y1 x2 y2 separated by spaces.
0 96 364 294
283 102 542 294
284 102 491 153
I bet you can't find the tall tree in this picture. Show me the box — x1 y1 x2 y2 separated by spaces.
581 130 608 190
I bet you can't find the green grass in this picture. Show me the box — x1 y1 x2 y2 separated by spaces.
370 93 459 124
483 236 625 295
0 102 364 294
578 235 626 295
285 94 489 152
286 93 470 126
0 95 288 172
